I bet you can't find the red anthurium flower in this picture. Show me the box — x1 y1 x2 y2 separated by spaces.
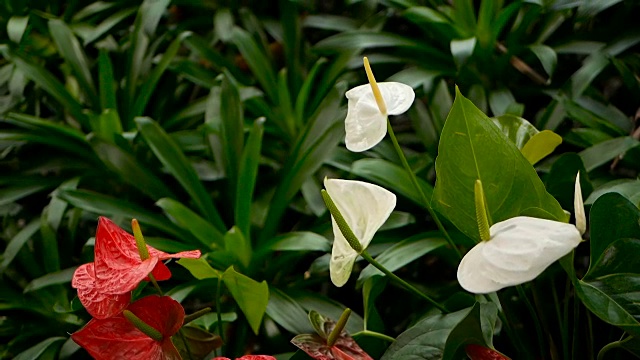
212 356 276 360
466 344 511 360
72 295 184 360
94 217 201 294
71 263 131 319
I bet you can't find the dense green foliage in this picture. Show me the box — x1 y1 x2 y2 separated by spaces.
1 0 640 359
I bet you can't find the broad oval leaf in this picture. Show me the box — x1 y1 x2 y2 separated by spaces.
222 266 269 335
433 89 566 241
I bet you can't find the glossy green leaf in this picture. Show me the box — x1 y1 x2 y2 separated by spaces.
358 234 446 284
0 184 55 207
588 239 640 279
350 158 433 209
433 89 566 241
48 19 98 106
156 198 224 249
89 109 122 143
135 117 225 230
442 302 498 360
177 258 222 280
57 189 184 239
97 49 118 111
579 136 640 172
490 114 539 150
586 193 640 279
586 179 640 206
79 7 136 45
24 267 77 292
222 266 269 335
362 277 386 331
521 130 563 165
256 232 330 256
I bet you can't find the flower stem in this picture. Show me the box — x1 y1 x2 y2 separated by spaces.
216 277 225 347
385 121 462 259
360 251 447 313
184 307 212 325
597 335 630 360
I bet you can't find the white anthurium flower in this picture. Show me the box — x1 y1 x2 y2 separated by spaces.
457 174 586 294
324 178 396 287
344 57 415 152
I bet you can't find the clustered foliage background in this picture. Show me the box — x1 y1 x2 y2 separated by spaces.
1 0 639 359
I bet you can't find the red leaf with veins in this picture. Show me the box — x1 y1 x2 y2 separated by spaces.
72 295 184 360
72 263 131 319
93 217 201 294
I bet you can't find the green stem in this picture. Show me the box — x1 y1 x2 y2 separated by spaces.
386 121 462 259
351 330 395 343
148 273 164 296
216 277 225 347
184 307 212 325
597 335 631 360
360 251 447 313
516 285 546 359
178 329 194 360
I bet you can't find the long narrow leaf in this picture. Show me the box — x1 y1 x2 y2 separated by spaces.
135 117 225 230
156 198 224 249
235 118 265 238
98 49 118 111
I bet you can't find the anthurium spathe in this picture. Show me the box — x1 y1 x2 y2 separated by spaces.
466 344 511 360
93 216 201 294
71 295 184 360
72 217 201 318
344 57 415 152
324 178 396 287
457 174 585 294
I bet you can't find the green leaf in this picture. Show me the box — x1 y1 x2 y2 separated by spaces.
442 302 498 360
48 19 98 106
135 117 225 230
350 158 433 209
0 47 88 126
222 266 269 335
13 337 65 360
255 232 331 257
433 88 566 241
89 109 123 142
131 32 189 118
490 114 539 150
545 153 591 211
57 189 184 239
587 239 640 278
98 49 118 111
79 7 137 45
450 37 476 67
0 220 40 273
358 234 446 284
586 193 640 279
520 130 563 165
219 73 244 200
177 258 222 280
579 137 640 172
7 16 29 43
224 227 252 269
266 287 315 334
235 117 265 237
576 275 640 338
530 44 557 78
24 267 77 292
381 304 484 359
90 136 174 199
231 27 278 101
156 198 224 249
0 183 55 207
586 179 640 206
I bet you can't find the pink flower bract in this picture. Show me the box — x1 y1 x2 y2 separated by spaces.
71 262 131 319
72 295 184 360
